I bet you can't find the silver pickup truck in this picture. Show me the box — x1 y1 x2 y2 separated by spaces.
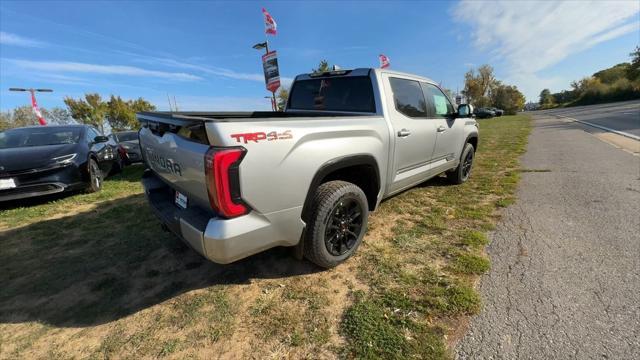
138 68 478 268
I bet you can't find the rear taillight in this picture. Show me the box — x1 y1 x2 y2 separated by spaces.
204 147 248 218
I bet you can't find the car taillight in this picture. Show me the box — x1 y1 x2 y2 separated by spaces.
204 147 248 218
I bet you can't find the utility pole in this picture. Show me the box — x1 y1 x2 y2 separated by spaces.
9 88 53 125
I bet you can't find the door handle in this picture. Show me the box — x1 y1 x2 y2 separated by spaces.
437 126 447 132
397 129 411 137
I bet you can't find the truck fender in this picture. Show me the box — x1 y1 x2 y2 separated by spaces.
465 133 479 152
301 154 380 222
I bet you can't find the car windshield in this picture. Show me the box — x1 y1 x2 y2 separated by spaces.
0 127 82 149
115 132 138 142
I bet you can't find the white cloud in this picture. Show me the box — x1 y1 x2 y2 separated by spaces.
454 0 640 99
0 32 46 47
139 57 294 86
6 59 202 81
134 57 264 82
133 56 294 87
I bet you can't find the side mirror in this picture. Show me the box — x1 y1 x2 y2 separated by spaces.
457 104 474 118
94 135 109 143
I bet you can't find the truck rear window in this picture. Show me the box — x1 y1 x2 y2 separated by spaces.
288 76 376 113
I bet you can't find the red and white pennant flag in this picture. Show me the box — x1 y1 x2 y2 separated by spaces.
379 54 390 69
262 8 277 35
30 91 46 125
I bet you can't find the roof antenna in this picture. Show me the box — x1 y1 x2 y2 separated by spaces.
173 95 179 112
166 93 174 112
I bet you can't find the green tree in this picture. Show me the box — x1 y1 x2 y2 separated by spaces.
462 64 496 107
312 60 331 73
64 93 108 133
276 88 289 111
0 111 11 131
129 98 155 118
42 107 73 125
10 106 39 127
107 96 155 131
593 63 630 84
539 89 554 107
627 46 640 81
492 84 525 115
106 96 134 131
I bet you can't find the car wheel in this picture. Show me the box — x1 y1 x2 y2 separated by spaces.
87 158 103 193
447 143 475 185
304 180 369 268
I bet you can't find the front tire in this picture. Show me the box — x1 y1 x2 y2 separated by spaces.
304 181 369 268
447 143 475 184
86 158 103 193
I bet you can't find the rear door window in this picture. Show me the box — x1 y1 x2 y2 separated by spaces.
389 78 428 118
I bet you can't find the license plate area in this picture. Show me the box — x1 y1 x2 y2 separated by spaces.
0 178 16 190
174 190 188 209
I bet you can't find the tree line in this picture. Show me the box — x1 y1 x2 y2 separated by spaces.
279 60 526 115
0 94 155 132
462 64 525 115
539 47 640 108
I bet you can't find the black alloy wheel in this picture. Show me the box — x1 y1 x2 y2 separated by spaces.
461 149 474 181
324 197 363 256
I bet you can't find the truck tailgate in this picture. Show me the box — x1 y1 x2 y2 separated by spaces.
138 127 212 211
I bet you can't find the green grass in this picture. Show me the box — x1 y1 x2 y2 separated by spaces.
0 165 145 229
0 165 239 358
449 253 491 275
341 114 531 358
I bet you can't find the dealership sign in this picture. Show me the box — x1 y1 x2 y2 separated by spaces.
262 50 281 93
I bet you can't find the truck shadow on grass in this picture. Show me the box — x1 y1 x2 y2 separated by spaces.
0 194 319 328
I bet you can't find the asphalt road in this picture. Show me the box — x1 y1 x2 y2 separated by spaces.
538 100 640 137
456 114 640 359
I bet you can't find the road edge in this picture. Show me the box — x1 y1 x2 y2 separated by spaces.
556 115 640 141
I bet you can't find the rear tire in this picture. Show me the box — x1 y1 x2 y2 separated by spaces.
303 180 369 268
447 143 475 185
86 158 103 193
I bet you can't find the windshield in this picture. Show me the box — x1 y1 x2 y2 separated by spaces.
288 76 376 113
0 127 82 149
115 132 138 142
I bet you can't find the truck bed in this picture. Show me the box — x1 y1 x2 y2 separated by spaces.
137 110 371 124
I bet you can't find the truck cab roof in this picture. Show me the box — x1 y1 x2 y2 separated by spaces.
294 67 437 85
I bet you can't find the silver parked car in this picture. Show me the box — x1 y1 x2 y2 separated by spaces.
138 68 479 268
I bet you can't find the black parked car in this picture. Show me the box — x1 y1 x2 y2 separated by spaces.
474 107 496 119
109 130 142 164
0 125 119 202
488 107 504 117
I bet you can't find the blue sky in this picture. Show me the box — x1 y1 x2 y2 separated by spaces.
1 0 639 112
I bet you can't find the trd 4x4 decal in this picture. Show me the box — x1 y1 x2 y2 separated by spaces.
230 130 292 144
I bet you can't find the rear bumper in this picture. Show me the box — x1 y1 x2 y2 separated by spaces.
142 170 304 264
